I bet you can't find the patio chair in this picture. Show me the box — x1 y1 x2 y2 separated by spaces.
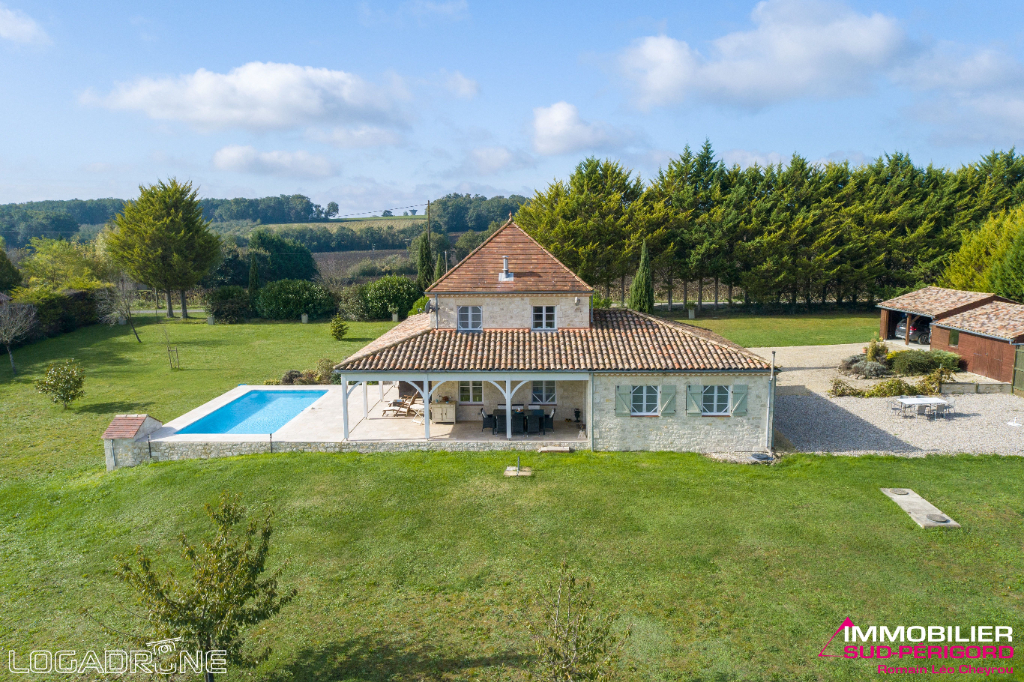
887 399 904 419
480 408 496 432
526 414 543 436
511 413 526 436
492 411 506 436
544 408 555 432
937 399 955 420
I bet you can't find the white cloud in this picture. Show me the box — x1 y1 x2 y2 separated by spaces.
312 125 403 148
89 61 407 131
464 146 533 175
442 70 478 99
619 0 906 109
212 146 336 178
532 102 627 156
0 3 48 44
721 149 785 168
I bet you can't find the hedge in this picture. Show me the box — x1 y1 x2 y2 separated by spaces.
12 287 102 341
254 279 335 320
202 286 251 324
363 275 420 320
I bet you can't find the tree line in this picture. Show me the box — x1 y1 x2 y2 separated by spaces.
516 142 1024 310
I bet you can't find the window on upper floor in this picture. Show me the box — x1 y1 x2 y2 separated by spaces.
532 305 556 330
457 306 482 331
531 380 556 404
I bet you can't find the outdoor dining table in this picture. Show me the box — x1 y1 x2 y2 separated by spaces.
898 396 948 417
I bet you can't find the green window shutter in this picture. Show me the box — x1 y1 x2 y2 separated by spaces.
685 385 702 416
615 385 631 416
731 385 748 416
659 385 676 415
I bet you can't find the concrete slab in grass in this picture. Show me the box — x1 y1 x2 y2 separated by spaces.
881 488 960 529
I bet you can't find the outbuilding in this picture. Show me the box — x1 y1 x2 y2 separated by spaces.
931 302 1024 388
877 287 1003 346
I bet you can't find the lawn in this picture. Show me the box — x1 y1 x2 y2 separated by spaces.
657 310 880 348
2 318 1022 681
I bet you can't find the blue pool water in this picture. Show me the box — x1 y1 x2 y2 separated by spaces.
178 389 328 435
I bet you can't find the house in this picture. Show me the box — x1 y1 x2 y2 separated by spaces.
877 286 1005 345
334 221 776 453
931 301 1024 388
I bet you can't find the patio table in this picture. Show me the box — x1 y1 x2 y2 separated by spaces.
898 396 948 418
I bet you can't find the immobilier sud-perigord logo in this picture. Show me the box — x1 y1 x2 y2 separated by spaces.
818 618 1015 675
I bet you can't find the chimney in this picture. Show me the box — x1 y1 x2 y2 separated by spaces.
499 255 514 282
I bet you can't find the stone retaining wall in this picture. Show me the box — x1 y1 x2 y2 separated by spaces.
110 438 587 469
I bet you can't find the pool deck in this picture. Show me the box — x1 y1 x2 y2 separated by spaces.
150 383 587 448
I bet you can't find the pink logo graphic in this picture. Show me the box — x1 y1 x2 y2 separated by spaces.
819 618 855 657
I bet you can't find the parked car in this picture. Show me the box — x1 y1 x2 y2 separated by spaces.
893 316 931 344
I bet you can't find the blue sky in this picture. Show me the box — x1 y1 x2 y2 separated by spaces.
1 0 1022 214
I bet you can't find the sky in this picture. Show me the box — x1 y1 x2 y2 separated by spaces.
0 0 1022 215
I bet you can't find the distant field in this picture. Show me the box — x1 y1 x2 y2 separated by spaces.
313 249 408 274
260 216 425 232
656 310 879 347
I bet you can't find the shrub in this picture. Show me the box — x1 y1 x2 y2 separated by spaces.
13 286 99 339
839 354 865 371
202 285 250 323
863 378 921 398
851 360 889 378
315 358 335 384
408 296 429 316
889 349 960 376
866 336 888 363
329 315 348 341
254 279 335 320
362 275 420 320
35 358 84 408
335 284 369 321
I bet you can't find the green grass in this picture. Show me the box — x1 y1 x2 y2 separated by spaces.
657 310 880 347
2 318 1023 681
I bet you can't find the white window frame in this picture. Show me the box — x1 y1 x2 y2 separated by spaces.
701 385 731 416
531 380 556 404
457 305 482 331
458 381 483 404
532 305 556 330
630 385 659 416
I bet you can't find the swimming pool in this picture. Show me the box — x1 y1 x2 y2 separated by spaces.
177 389 328 435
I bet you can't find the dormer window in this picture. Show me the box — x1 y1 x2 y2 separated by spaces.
532 306 556 330
457 306 482 331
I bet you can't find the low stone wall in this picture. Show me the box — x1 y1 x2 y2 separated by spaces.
111 438 587 469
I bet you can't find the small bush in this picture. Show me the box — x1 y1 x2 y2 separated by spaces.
829 378 863 397
863 378 920 398
889 349 961 376
335 284 369 321
362 275 421 320
315 358 335 384
255 279 335 320
839 354 865 371
866 336 888 363
850 360 889 378
329 315 349 341
35 358 85 408
408 296 429 316
202 285 250 323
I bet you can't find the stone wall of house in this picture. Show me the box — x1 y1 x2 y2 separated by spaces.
434 294 590 329
108 437 586 470
591 373 772 453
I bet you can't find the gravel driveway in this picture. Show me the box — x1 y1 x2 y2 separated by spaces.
748 343 1023 456
775 393 1024 456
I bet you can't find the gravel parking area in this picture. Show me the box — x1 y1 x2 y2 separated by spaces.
775 392 1024 456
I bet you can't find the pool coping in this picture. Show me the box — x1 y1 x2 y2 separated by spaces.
152 385 338 443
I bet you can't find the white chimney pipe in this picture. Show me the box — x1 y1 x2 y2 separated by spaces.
503 256 509 275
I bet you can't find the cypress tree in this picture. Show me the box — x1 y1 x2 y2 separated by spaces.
0 245 21 293
435 253 446 281
990 229 1024 302
248 256 260 295
415 233 434 291
628 241 654 313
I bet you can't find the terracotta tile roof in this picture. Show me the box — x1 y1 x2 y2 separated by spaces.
878 286 995 318
336 309 770 372
342 313 433 366
102 414 149 440
933 301 1024 341
426 221 593 294
0 292 10 303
